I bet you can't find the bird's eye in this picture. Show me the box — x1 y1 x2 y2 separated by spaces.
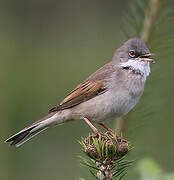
129 50 136 58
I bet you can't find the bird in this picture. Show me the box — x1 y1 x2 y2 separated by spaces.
5 38 154 147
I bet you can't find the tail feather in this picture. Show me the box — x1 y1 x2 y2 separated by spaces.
5 124 45 147
5 112 57 147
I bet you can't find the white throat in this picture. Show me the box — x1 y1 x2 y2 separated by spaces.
120 59 151 78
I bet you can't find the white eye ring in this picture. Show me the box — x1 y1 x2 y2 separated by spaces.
129 50 136 58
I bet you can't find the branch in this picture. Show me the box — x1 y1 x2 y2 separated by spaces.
141 0 163 44
79 132 132 180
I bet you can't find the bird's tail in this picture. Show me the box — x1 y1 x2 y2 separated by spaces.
5 112 58 147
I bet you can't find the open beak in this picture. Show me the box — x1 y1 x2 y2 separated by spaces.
139 53 155 63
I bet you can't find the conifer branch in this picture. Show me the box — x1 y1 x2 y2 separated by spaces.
79 132 132 180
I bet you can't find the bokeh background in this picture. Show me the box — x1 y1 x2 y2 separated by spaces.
0 0 174 179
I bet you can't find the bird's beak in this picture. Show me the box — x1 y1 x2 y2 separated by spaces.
139 53 155 63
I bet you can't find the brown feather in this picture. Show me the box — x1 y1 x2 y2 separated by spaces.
49 81 106 112
49 61 115 113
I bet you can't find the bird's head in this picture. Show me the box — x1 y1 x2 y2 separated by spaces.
113 38 155 64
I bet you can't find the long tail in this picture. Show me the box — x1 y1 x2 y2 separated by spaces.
5 112 58 147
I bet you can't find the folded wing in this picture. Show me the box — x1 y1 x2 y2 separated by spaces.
49 80 107 112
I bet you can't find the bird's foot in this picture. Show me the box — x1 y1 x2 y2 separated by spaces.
83 117 103 135
83 118 115 138
98 123 114 133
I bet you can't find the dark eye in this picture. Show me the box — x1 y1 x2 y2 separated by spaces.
129 50 136 58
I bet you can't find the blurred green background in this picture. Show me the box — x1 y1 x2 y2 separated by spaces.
0 0 174 179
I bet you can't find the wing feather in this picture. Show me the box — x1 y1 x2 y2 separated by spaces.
49 81 106 112
49 61 115 113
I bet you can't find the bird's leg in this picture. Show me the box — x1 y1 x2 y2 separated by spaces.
83 117 101 134
98 123 113 132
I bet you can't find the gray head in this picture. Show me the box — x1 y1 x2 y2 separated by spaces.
112 38 154 64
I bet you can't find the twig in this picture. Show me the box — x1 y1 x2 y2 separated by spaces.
79 132 131 180
141 0 163 44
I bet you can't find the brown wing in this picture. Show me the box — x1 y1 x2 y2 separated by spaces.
49 80 107 112
49 61 115 113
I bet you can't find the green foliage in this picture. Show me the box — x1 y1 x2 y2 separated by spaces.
79 132 133 180
136 159 174 180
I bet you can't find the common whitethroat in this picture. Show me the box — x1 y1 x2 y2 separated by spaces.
5 38 155 147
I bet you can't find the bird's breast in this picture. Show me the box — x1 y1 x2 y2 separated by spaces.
69 75 145 122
